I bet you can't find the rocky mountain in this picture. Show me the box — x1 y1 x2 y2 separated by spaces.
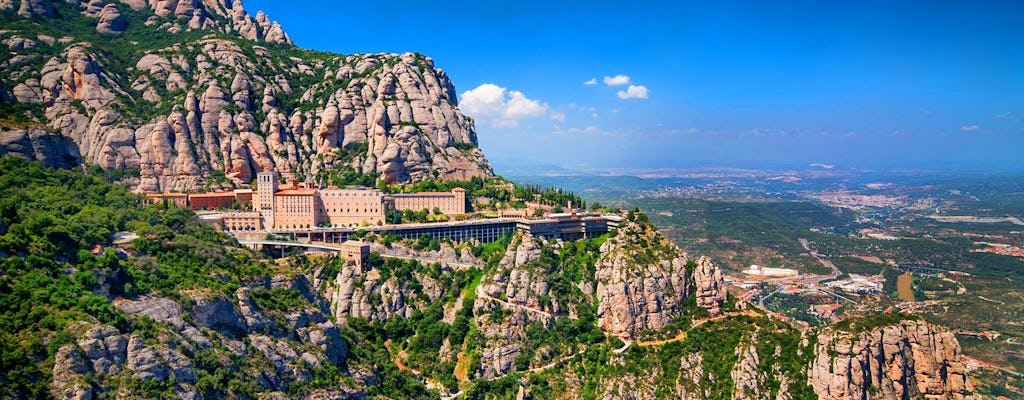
0 156 980 399
52 276 358 400
0 2 982 398
809 318 973 400
0 0 491 191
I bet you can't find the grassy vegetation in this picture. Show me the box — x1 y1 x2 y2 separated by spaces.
513 316 817 399
0 158 285 397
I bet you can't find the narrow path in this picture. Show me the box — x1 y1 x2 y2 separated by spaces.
612 340 632 354
527 348 586 373
474 284 574 320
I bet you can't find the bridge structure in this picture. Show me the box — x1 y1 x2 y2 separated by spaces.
232 214 620 260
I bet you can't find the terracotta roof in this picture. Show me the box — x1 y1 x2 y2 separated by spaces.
189 192 235 198
146 193 187 198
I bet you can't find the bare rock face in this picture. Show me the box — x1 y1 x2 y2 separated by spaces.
674 351 711 399
731 336 767 400
2 17 492 191
18 0 54 18
693 255 726 316
808 318 973 400
95 4 127 34
0 128 82 168
52 275 353 398
318 255 450 321
600 374 658 400
595 219 689 338
471 233 569 378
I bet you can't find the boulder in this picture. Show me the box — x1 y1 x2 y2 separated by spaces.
96 4 127 34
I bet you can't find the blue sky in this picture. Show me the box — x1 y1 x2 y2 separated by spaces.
245 0 1024 172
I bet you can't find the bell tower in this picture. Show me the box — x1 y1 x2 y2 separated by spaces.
257 171 278 229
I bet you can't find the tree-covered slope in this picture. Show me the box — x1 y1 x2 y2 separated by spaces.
0 158 358 398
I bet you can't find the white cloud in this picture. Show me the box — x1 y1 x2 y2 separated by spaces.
603 74 631 86
583 78 597 86
460 83 548 128
960 124 980 132
616 84 649 100
549 111 566 122
567 126 602 134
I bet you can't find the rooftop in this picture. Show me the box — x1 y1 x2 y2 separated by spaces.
189 192 236 198
146 192 188 198
276 188 317 196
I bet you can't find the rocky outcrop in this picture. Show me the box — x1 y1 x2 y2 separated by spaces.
595 219 689 338
16 0 54 18
693 255 726 316
674 351 711 399
318 255 450 321
471 233 565 378
0 128 82 168
367 240 483 267
732 336 768 400
479 233 565 315
1 1 492 191
95 4 127 34
55 275 353 398
808 318 973 400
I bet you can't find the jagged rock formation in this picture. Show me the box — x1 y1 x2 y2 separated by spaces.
479 233 568 316
693 255 727 316
732 335 769 400
595 219 690 338
50 275 355 399
0 0 491 191
472 233 565 378
317 255 451 321
365 240 483 267
0 127 82 167
674 351 711 399
9 0 54 18
808 319 973 400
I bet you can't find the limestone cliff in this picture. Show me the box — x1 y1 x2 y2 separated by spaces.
595 218 690 338
2 0 292 42
808 318 974 400
693 255 727 317
0 0 492 191
472 233 569 378
316 254 452 321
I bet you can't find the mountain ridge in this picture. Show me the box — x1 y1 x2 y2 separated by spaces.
1 0 492 192
0 1 982 399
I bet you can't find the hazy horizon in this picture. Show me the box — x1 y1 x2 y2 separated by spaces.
246 0 1024 173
